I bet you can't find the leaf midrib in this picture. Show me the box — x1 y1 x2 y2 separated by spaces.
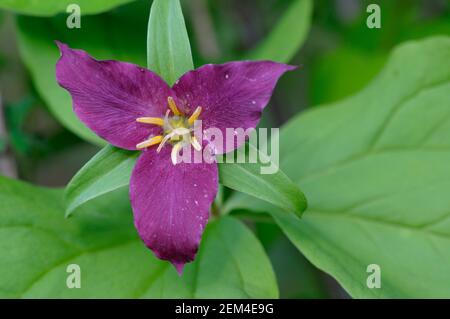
296 146 450 183
308 210 450 240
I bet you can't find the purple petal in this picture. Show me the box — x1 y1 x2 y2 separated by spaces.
55 42 172 150
173 61 296 154
130 147 218 273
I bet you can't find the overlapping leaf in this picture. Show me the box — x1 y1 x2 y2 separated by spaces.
0 177 278 298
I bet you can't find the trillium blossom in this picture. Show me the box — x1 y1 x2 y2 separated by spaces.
55 41 295 274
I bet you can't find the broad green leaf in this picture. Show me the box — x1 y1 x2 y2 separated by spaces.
0 176 278 298
15 0 149 145
0 0 135 16
147 0 193 85
247 0 313 62
227 36 450 298
218 144 306 217
65 145 138 216
65 144 306 218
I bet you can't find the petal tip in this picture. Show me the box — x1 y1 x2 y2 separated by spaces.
173 262 185 276
272 61 298 73
266 61 298 73
286 64 299 71
54 40 68 54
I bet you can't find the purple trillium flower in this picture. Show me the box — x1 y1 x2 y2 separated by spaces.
55 41 295 274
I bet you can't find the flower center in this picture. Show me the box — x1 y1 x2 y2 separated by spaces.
135 96 202 165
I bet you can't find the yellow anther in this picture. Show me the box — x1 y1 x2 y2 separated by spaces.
167 96 181 116
190 136 202 151
171 142 183 165
136 99 203 158
136 135 163 149
188 106 202 126
136 117 164 126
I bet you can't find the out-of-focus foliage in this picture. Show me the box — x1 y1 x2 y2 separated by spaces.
310 0 450 105
0 0 136 16
228 36 450 298
248 0 312 62
255 222 330 298
15 1 149 145
5 97 35 155
311 47 387 105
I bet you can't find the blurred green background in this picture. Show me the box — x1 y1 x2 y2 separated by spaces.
0 0 448 298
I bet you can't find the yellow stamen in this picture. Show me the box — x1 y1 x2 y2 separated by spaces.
167 96 181 116
190 136 201 151
136 135 163 149
171 142 183 165
156 127 190 153
136 117 164 126
188 106 202 126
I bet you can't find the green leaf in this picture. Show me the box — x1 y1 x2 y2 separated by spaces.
0 0 135 16
65 144 306 218
15 1 149 145
228 36 450 298
147 0 194 85
219 144 306 217
65 145 138 216
0 176 278 298
247 0 313 62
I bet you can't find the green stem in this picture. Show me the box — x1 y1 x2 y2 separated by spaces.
211 201 221 218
